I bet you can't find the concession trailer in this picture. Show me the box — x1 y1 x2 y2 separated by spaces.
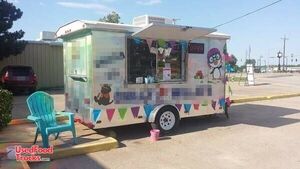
56 15 231 133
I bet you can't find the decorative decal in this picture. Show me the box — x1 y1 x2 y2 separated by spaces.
207 48 223 79
175 104 182 111
106 108 115 122
194 70 203 79
144 104 154 118
184 104 192 113
92 109 101 124
211 100 217 110
193 104 200 110
118 107 127 120
131 106 140 118
94 84 114 106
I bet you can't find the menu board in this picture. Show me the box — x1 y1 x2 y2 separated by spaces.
188 43 204 54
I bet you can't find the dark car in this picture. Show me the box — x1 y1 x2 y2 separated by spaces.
0 65 37 93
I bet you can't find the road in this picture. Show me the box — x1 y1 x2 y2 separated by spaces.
31 97 300 169
228 72 300 99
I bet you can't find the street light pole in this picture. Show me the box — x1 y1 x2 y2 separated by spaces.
277 51 282 71
281 35 288 71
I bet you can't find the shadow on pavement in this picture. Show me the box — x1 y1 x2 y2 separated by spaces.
107 104 300 144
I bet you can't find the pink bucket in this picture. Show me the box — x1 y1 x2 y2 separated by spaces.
150 129 160 142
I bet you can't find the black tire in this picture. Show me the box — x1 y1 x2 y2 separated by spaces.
153 106 180 134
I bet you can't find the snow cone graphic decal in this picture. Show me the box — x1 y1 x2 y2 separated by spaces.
94 84 114 106
207 48 223 79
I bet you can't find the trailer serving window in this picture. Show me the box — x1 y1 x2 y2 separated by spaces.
127 38 184 83
129 23 216 84
127 38 156 84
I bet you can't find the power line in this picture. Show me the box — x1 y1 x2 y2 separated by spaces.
213 0 283 28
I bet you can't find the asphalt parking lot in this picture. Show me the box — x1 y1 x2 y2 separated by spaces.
31 97 300 169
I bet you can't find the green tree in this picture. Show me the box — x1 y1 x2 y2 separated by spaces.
0 0 26 60
228 54 237 66
99 11 120 23
246 59 256 66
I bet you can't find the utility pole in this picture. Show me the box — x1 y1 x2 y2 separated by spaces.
248 45 251 60
281 35 288 71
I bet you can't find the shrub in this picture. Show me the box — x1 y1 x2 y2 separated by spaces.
0 89 13 130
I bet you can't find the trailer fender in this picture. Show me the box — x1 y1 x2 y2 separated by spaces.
148 104 180 123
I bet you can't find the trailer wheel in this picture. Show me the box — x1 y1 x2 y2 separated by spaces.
153 106 180 134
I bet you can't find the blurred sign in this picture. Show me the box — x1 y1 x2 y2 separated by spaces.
246 64 255 85
188 43 204 54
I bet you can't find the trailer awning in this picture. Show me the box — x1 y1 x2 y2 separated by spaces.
132 23 216 40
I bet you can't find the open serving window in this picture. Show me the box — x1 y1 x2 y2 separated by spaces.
127 23 215 84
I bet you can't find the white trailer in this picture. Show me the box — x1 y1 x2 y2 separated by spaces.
56 17 230 133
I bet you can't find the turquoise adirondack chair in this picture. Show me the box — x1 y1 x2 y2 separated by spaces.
26 91 77 148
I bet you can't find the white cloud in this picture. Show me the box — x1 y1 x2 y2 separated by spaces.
57 1 114 14
136 0 161 5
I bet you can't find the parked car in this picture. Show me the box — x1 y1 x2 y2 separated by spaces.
0 65 37 93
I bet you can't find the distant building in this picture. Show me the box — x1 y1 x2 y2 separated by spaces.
0 40 63 89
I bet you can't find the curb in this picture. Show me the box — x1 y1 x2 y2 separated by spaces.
231 93 300 104
45 137 118 160
21 161 30 169
9 116 68 125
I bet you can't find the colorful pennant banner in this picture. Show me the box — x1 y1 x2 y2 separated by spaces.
211 100 217 110
193 104 200 110
144 104 154 118
219 98 226 108
106 109 115 122
201 100 208 106
175 104 182 111
226 97 231 107
118 107 127 120
131 106 140 118
184 104 192 113
92 109 101 124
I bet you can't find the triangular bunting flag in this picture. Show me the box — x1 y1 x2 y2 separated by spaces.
92 109 101 124
146 39 153 50
219 98 226 108
118 107 127 120
131 106 140 118
226 97 231 107
184 104 192 113
144 104 154 118
202 100 208 106
211 100 216 110
175 104 182 111
106 109 115 122
193 104 200 110
158 39 166 48
133 37 142 45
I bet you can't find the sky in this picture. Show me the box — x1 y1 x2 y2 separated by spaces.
7 0 300 66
